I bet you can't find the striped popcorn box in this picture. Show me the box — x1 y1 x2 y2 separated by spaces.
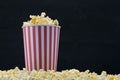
22 25 61 71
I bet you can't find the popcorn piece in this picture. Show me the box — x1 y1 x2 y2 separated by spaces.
23 12 59 26
53 19 59 25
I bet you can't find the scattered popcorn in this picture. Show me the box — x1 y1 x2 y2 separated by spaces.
23 12 59 26
0 67 119 80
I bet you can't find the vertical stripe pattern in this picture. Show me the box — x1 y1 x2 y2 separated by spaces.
22 25 60 71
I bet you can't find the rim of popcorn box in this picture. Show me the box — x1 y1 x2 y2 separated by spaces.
22 24 61 28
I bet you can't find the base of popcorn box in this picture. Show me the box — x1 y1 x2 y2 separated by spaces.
0 67 119 80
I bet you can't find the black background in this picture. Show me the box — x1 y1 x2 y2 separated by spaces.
0 0 120 74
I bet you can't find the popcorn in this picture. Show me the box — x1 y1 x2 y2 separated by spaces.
23 12 59 26
0 67 119 80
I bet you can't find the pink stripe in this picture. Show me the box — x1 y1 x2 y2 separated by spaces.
32 26 37 69
44 26 47 70
23 27 28 70
38 26 42 69
49 27 52 70
28 27 32 70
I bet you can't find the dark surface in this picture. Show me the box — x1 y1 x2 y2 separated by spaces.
0 0 120 74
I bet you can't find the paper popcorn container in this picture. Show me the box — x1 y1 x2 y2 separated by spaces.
22 25 61 71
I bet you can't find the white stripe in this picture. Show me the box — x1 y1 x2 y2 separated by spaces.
54 27 58 70
41 26 44 69
30 27 34 70
47 26 50 70
35 26 39 70
26 27 30 71
51 26 54 69
56 28 60 70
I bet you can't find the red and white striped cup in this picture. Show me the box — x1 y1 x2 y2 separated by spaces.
22 25 61 71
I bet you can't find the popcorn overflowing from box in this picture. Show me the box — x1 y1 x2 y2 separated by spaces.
23 12 59 26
